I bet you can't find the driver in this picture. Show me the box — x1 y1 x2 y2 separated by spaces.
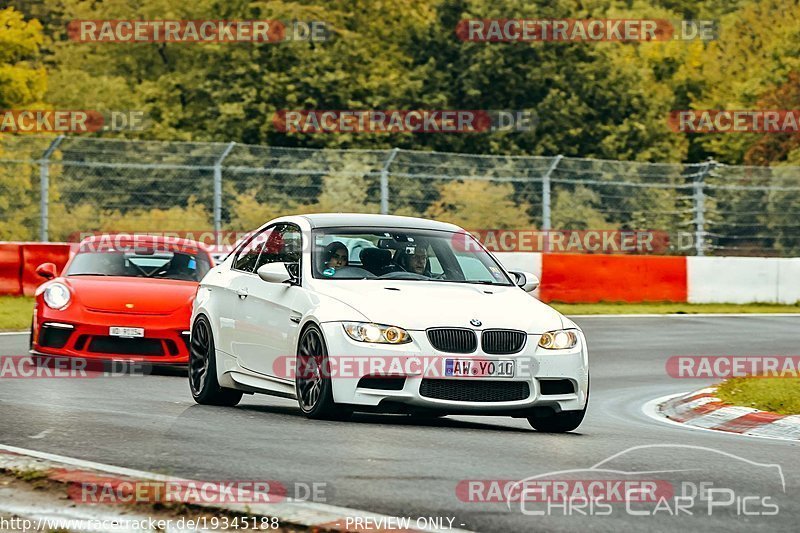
98 251 127 276
398 246 429 276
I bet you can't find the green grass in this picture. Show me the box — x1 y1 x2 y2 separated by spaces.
716 376 800 415
550 301 800 315
9 467 49 483
0 296 34 331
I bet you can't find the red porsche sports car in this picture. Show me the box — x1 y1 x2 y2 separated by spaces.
30 235 213 365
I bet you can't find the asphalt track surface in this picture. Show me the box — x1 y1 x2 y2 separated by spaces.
1 316 798 532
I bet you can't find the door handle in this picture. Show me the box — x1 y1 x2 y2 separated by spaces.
236 287 249 299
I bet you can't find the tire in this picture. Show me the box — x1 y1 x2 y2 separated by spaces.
189 315 242 407
527 406 586 433
295 324 351 420
528 378 589 433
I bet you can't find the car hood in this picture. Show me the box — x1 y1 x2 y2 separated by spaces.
63 276 196 314
311 280 565 333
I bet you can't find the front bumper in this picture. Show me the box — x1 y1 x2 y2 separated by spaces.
320 323 589 415
32 310 191 364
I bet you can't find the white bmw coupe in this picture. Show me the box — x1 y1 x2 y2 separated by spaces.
189 214 589 432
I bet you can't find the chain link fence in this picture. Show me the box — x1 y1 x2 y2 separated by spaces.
1 135 799 256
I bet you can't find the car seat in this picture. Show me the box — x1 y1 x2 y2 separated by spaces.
360 248 397 276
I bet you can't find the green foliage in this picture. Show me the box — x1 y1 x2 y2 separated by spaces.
7 0 797 165
0 7 47 240
0 8 46 108
551 185 616 230
48 197 212 241
424 179 532 229
691 0 800 164
3 0 800 244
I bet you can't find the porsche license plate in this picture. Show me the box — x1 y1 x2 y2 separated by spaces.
445 359 514 378
109 327 144 338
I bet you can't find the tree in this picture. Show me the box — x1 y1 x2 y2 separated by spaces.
690 0 800 163
550 185 617 230
744 72 800 165
424 179 532 229
0 7 47 240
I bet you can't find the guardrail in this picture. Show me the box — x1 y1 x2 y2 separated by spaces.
3 242 797 304
0 242 72 296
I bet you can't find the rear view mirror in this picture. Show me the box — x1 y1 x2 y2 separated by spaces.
509 270 539 292
36 262 58 280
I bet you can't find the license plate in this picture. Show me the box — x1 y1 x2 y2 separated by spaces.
109 327 144 338
445 359 515 378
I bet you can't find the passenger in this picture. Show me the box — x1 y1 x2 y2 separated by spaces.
323 241 349 272
399 246 429 276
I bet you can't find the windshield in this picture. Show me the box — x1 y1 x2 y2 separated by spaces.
66 250 211 281
312 227 512 285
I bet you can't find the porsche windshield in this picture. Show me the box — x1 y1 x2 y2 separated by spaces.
66 249 211 281
312 228 512 285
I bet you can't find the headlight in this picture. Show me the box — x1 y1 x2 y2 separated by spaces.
538 329 578 350
343 322 411 344
43 283 71 310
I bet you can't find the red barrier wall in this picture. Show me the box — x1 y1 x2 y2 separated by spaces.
0 243 24 295
2 243 690 303
19 243 72 296
540 253 688 303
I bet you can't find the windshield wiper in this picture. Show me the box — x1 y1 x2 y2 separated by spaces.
68 273 111 276
430 279 509 286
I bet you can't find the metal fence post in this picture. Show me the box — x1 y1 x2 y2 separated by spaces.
380 147 399 215
541 154 562 231
38 135 65 242
693 159 715 257
214 142 236 246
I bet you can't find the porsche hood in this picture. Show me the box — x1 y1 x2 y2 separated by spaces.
63 276 196 315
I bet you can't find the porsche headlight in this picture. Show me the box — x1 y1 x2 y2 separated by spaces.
538 329 579 350
43 283 71 310
343 322 411 344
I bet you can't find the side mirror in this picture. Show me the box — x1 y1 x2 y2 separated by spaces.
36 262 58 280
257 262 297 284
509 270 539 292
